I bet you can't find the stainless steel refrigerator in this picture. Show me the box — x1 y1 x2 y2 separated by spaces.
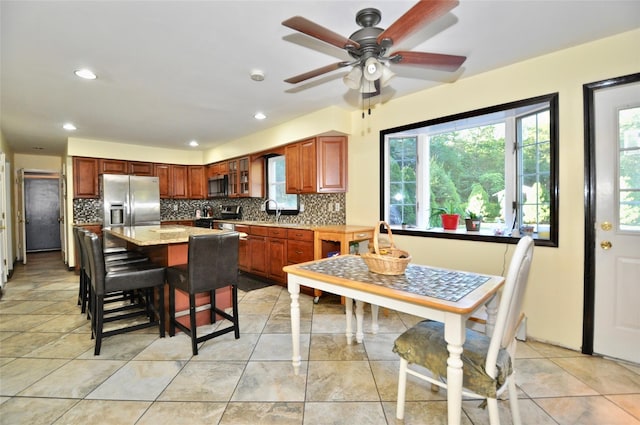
100 174 160 227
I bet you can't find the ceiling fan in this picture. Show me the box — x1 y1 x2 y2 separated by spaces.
282 0 467 97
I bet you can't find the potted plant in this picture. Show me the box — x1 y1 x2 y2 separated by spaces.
465 210 482 231
432 201 460 230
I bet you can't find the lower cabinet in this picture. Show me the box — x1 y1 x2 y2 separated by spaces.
236 225 250 272
238 225 314 288
248 226 268 277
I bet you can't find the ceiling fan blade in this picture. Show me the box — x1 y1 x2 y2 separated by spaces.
282 16 360 50
377 0 459 48
391 51 466 71
284 62 349 84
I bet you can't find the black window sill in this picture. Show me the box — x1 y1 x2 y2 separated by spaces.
391 226 557 247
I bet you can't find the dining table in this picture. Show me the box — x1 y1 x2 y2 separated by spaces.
283 254 505 425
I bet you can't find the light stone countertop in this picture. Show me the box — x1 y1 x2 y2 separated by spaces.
104 225 242 246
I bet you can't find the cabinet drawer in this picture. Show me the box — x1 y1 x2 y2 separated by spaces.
287 228 314 241
287 240 314 264
268 227 287 239
350 230 374 241
235 224 249 234
250 226 269 237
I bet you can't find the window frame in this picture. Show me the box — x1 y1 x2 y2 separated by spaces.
379 93 559 247
265 154 299 216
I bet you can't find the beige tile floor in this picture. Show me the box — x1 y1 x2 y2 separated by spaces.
1 252 639 425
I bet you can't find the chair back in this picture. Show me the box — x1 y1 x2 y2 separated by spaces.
485 236 534 377
84 231 107 296
187 233 239 293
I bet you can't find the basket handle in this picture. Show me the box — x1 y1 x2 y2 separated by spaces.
373 221 396 254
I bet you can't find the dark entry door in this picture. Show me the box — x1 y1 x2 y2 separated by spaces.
25 178 61 252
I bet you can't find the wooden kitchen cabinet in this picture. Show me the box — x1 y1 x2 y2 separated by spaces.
248 225 268 277
188 165 206 199
285 136 347 194
155 164 189 199
267 227 288 284
207 161 228 178
236 225 250 272
287 228 314 264
128 161 154 176
73 157 99 198
98 159 127 174
228 156 263 198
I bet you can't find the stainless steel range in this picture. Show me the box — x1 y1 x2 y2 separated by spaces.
194 205 241 229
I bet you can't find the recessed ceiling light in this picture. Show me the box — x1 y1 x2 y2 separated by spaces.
63 123 77 131
250 70 265 82
189 140 199 147
74 68 97 80
254 112 266 120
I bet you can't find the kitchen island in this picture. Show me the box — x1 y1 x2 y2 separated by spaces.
105 225 240 328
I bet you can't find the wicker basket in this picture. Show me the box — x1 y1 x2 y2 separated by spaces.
361 221 411 275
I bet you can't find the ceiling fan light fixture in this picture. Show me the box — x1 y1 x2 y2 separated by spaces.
360 79 377 94
363 57 382 82
343 66 362 90
380 64 396 87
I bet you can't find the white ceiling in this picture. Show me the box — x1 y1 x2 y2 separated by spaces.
2 1 639 156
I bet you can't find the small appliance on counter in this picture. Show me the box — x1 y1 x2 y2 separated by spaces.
194 205 241 229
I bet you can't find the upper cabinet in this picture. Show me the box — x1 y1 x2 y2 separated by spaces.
98 159 153 176
73 157 99 198
154 163 188 199
286 136 347 194
207 161 228 178
127 161 154 176
227 156 263 198
188 165 206 199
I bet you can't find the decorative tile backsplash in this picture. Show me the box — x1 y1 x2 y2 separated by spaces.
73 193 346 225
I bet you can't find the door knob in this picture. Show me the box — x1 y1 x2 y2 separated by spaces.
600 240 612 250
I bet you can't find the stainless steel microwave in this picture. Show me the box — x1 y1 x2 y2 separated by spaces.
208 175 228 198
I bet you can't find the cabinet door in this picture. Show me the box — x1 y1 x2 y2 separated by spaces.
236 225 250 271
238 157 250 196
128 161 154 176
267 238 287 283
154 163 172 199
299 138 318 193
171 165 188 199
188 165 206 199
99 159 127 174
317 136 347 192
287 240 314 264
227 159 239 196
285 143 301 193
248 235 267 276
73 157 99 198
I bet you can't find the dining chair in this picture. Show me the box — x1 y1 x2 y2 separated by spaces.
166 232 240 355
393 235 534 425
84 231 166 355
72 226 90 313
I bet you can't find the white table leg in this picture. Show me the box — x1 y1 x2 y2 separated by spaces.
371 304 379 334
288 280 301 374
345 297 354 345
355 300 365 343
444 314 466 425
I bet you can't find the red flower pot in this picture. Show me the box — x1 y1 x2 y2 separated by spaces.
441 214 460 230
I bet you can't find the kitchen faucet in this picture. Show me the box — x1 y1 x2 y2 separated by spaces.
263 198 280 223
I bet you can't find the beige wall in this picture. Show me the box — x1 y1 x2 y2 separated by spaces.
341 29 639 351
14 153 62 172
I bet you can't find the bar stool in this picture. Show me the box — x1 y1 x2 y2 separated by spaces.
84 231 166 355
166 232 240 355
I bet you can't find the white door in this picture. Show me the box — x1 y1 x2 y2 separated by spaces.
17 169 26 264
593 80 640 363
0 153 7 286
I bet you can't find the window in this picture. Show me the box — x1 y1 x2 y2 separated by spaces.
265 155 299 215
381 93 558 246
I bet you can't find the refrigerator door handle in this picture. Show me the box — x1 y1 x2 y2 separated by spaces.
130 193 135 225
